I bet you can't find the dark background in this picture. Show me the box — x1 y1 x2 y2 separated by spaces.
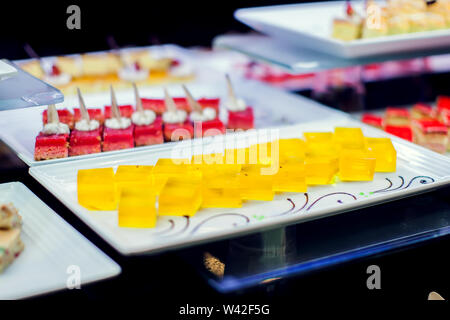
1 0 330 59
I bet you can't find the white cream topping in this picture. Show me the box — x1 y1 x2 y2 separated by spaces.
162 109 187 124
42 122 70 135
44 73 71 86
170 63 194 77
118 66 149 82
190 107 217 122
227 98 247 112
105 117 132 129
75 119 100 131
132 110 156 126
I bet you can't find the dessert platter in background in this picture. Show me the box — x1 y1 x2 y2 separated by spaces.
15 44 195 96
235 0 450 58
0 182 120 299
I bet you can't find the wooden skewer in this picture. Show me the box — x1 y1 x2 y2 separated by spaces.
164 88 177 113
132 82 144 114
110 85 121 120
225 74 239 107
77 87 90 121
182 85 202 112
48 104 60 124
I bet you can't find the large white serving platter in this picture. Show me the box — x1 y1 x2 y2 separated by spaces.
0 182 121 299
235 1 450 58
0 78 346 167
29 118 450 255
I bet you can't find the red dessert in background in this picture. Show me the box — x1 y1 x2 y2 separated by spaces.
42 109 74 129
385 125 413 142
228 106 254 130
34 133 69 160
69 129 102 156
412 119 448 154
361 113 383 129
197 98 220 113
141 98 166 115
199 118 226 137
411 103 434 120
437 95 450 116
73 108 104 124
385 107 410 126
104 105 134 119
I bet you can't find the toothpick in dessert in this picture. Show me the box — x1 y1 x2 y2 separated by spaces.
69 88 102 156
34 104 70 160
183 85 225 137
132 83 164 146
225 75 254 130
162 88 194 141
102 86 134 151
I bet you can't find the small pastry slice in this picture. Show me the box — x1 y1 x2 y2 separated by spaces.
35 104 70 161
0 228 25 273
385 107 410 126
225 75 254 130
162 88 193 141
102 86 134 152
332 1 363 41
412 119 449 154
411 103 434 120
437 95 450 116
0 203 22 229
362 1 388 38
361 113 383 129
183 85 225 137
131 83 164 146
42 108 74 130
69 88 102 156
385 125 413 142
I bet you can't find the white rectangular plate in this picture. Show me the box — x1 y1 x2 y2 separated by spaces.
29 118 450 255
235 1 450 58
0 79 345 167
0 182 121 299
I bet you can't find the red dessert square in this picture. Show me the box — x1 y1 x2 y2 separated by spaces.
104 105 134 119
385 107 410 126
34 133 69 161
73 108 104 124
412 119 448 154
42 109 74 129
227 107 254 130
134 117 164 146
361 113 383 129
69 128 102 156
411 103 434 120
103 125 134 151
437 95 450 115
163 120 194 141
197 98 220 113
194 118 226 137
385 125 413 142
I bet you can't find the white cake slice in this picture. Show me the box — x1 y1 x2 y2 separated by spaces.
0 228 24 273
0 203 22 229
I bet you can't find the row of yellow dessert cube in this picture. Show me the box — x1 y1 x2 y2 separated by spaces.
77 127 396 228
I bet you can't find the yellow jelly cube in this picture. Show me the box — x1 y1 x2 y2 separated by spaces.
279 138 305 164
158 178 202 217
333 127 365 150
305 141 338 157
304 132 333 143
273 163 307 193
224 148 252 165
118 186 156 228
365 138 397 172
115 165 154 191
201 187 242 208
305 156 339 185
239 165 274 201
77 168 117 210
153 158 193 191
339 150 376 181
